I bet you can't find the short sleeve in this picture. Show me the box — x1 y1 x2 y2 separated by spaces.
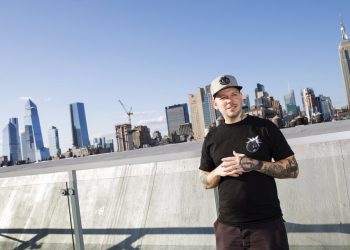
199 136 216 172
265 122 294 161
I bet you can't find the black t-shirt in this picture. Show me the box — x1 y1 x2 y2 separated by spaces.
199 115 294 226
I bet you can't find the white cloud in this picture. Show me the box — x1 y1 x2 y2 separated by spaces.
137 116 166 125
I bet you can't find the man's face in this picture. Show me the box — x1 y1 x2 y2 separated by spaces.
213 87 243 122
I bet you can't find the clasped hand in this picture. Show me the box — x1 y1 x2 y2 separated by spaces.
215 151 247 177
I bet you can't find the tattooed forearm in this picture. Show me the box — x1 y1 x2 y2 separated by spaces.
239 156 263 172
199 170 221 189
200 172 209 185
260 155 299 179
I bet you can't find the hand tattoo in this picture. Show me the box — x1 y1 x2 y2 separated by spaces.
239 156 263 172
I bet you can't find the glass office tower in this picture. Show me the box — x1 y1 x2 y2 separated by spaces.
23 99 49 161
70 102 90 148
284 89 299 116
48 126 61 157
2 118 22 165
21 125 36 162
165 103 190 136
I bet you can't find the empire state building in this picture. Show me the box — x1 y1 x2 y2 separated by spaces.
339 20 350 109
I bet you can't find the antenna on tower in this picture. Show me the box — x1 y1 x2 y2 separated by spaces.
340 13 343 25
340 14 349 40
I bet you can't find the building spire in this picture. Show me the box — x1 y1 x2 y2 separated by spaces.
340 15 349 40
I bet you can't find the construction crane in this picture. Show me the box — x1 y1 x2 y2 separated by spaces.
118 100 133 125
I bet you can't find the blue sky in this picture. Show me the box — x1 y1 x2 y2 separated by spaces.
1 0 349 153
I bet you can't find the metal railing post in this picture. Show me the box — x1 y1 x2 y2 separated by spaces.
68 170 85 250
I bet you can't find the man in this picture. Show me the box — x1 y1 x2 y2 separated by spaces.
199 74 299 250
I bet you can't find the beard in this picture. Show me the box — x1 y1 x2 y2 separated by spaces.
222 105 243 123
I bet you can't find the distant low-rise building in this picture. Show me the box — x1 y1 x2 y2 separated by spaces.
132 125 152 149
0 156 8 167
152 131 162 145
71 147 90 157
93 137 114 152
179 123 193 141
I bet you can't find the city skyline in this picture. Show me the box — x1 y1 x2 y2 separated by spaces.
0 1 349 154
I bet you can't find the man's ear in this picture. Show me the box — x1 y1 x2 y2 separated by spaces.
212 99 218 110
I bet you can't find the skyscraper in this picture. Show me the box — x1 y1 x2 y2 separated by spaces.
284 89 296 106
301 88 317 122
23 99 49 161
204 85 220 127
165 104 190 136
255 83 270 108
21 125 36 162
284 89 299 116
70 102 90 148
2 118 22 165
189 88 206 140
242 94 250 113
315 95 334 121
48 126 61 157
339 20 350 108
115 123 133 152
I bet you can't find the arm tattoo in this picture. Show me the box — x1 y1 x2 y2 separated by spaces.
240 156 263 172
200 172 209 185
263 156 299 178
239 155 299 178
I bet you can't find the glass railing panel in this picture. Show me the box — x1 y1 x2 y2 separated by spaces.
77 174 154 249
0 180 74 250
76 161 216 249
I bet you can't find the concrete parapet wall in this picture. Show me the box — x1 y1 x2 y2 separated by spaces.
0 139 349 249
278 139 350 248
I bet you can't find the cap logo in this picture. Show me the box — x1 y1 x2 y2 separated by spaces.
219 76 230 85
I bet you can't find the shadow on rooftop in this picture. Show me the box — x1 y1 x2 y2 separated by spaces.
0 223 348 249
